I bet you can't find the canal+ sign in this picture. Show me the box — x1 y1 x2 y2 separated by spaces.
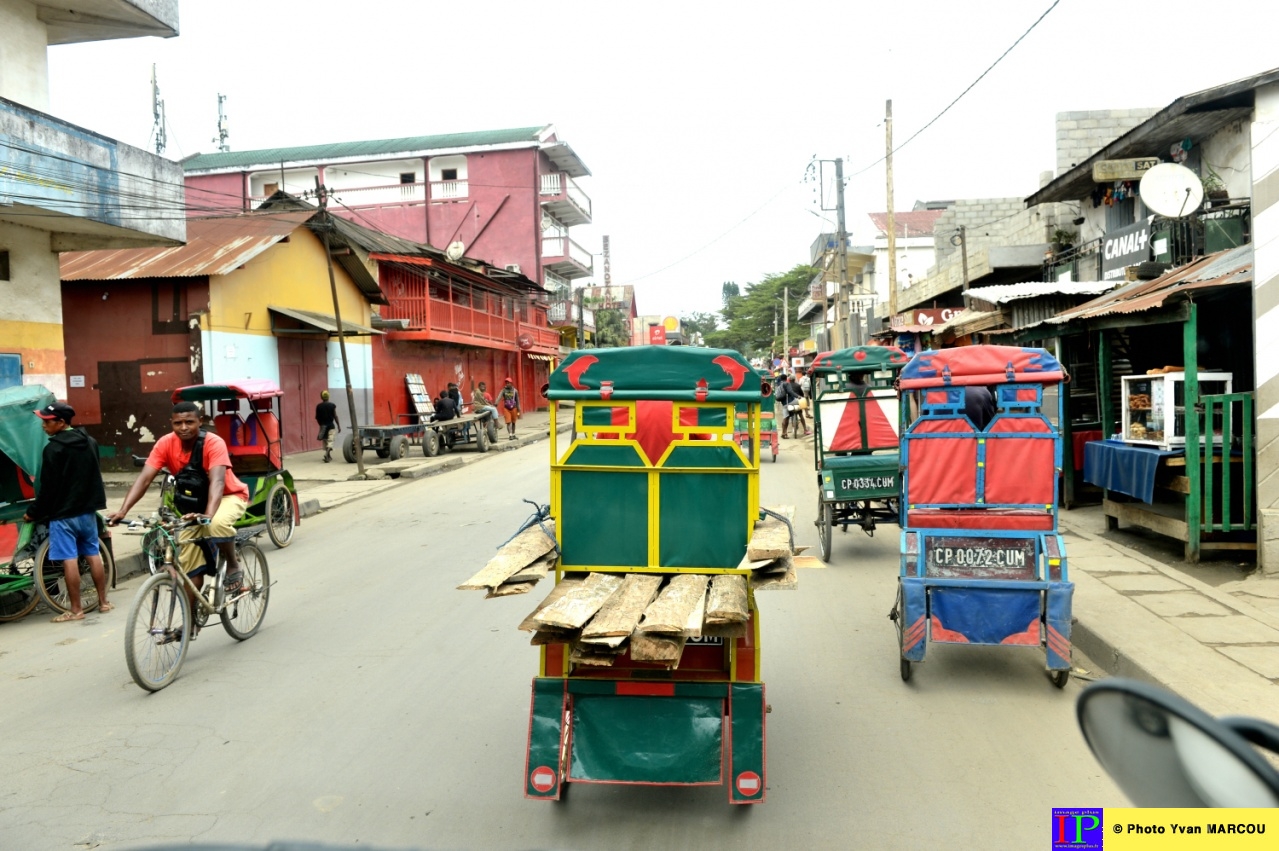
1101 218 1152 280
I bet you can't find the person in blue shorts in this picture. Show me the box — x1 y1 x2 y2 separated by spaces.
22 402 110 622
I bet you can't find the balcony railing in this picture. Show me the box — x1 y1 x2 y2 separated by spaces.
378 267 557 350
430 179 469 201
539 172 592 225
542 236 594 278
547 298 595 329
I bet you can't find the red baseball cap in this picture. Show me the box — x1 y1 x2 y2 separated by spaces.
504 376 513 382
35 402 75 423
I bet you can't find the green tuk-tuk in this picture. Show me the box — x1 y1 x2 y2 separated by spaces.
810 346 910 561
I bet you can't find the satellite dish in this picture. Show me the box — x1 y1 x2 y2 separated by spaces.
1140 163 1204 218
445 241 466 262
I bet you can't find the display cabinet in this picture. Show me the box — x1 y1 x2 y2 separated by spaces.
1121 372 1232 450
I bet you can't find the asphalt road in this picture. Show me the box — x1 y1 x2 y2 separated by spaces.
0 436 1120 850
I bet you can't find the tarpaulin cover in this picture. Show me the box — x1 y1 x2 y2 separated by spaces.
929 587 1042 646
984 416 1055 505
0 384 55 503
905 419 977 505
899 346 1065 389
172 378 284 403
548 346 763 402
570 694 723 783
1083 439 1179 503
810 345 909 375
819 390 900 453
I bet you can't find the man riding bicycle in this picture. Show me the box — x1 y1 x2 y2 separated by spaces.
108 401 250 610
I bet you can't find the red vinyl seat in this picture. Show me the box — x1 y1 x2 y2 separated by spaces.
907 508 1054 531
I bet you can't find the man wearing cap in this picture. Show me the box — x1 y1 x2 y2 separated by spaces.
498 377 521 440
23 402 111 622
315 390 340 463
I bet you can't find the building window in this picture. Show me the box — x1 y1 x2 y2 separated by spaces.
429 156 468 200
440 168 458 181
262 182 279 197
399 172 415 184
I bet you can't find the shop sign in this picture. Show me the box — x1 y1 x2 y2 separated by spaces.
648 325 666 345
1102 219 1152 279
892 308 964 329
1092 157 1160 182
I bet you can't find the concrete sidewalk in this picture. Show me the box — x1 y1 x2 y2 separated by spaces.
1059 508 1279 719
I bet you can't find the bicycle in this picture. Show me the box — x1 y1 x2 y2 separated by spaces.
121 515 270 691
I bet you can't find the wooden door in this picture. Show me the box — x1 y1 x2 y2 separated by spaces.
277 337 330 456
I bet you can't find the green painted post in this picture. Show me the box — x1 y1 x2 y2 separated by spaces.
1184 304 1201 562
1204 397 1216 532
1244 393 1254 531
1220 398 1232 532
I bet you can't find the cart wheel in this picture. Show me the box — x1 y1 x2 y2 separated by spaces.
422 429 441 457
891 585 912 682
1050 669 1070 689
35 537 116 614
771 442 778 462
475 423 490 452
375 444 391 458
388 435 410 460
486 417 499 444
341 431 357 463
0 553 40 622
900 658 912 682
817 500 833 562
265 480 295 548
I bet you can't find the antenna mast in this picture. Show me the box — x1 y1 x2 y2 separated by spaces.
213 93 230 152
150 64 166 155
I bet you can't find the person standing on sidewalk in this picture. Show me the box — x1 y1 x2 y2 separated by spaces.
499 377 521 440
315 390 340 463
22 402 111 622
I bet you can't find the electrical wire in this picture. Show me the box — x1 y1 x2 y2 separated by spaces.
847 0 1063 179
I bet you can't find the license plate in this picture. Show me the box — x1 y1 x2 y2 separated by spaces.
839 476 895 491
924 536 1036 578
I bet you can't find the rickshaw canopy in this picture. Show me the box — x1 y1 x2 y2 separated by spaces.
810 346 910 375
172 379 284 404
0 384 56 500
547 346 765 402
899 346 1065 390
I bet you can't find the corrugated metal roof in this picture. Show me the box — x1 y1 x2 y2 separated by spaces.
934 309 1003 336
1045 244 1252 326
60 211 316 280
181 126 546 172
965 280 1122 305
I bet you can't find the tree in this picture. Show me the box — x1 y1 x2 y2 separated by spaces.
679 311 719 347
704 264 813 358
721 281 740 307
593 309 629 347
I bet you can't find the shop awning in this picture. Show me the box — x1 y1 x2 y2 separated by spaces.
268 306 383 337
525 353 557 362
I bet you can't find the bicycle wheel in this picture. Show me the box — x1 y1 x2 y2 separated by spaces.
0 562 40 623
35 537 116 614
221 541 270 640
125 572 191 691
265 481 295 548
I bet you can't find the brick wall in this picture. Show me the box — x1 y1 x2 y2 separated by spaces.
1056 108 1160 176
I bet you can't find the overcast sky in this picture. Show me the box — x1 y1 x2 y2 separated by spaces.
46 0 1274 317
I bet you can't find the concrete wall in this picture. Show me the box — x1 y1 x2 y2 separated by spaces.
1201 118 1253 198
0 218 64 394
0 0 50 110
1055 108 1161 177
932 198 1026 265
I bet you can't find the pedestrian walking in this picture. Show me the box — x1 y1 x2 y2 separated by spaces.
776 378 796 438
22 402 110 622
315 390 340 463
788 373 811 437
499 377 521 440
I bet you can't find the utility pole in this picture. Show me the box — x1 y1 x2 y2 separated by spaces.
315 179 364 476
783 286 789 363
150 64 166 156
885 99 897 330
213 94 230 152
576 286 585 349
959 225 971 308
835 157 852 346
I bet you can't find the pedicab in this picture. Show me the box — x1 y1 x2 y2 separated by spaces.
891 346 1073 687
169 380 298 548
0 384 115 622
810 346 910 561
520 346 774 803
734 368 778 462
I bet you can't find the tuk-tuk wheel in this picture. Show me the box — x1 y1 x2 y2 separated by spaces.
817 501 833 562
422 429 441 457
900 658 912 682
265 481 295 548
1050 669 1070 689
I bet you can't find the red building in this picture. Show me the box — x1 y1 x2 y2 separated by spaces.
183 126 587 413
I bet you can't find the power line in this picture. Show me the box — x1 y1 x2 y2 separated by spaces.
848 0 1062 179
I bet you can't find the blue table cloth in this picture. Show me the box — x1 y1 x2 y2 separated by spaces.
1083 439 1181 503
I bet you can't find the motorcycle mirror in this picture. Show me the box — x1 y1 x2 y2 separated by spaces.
1077 678 1279 807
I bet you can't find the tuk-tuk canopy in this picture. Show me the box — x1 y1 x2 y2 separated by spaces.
547 346 765 402
899 346 1065 389
172 379 284 404
810 346 910 375
0 384 56 487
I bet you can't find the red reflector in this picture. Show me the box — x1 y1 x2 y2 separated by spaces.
615 682 676 696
